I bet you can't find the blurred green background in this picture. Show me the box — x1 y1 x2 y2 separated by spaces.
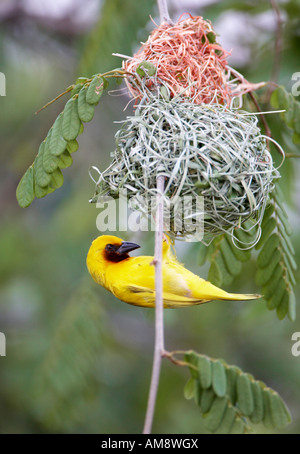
0 0 300 434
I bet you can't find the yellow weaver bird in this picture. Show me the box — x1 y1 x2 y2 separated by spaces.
86 235 261 308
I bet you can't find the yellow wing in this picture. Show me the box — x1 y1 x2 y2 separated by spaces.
105 254 260 308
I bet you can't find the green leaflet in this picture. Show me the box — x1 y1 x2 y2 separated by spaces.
184 351 291 434
43 133 60 174
16 70 110 207
269 391 291 428
288 291 296 322
16 166 35 208
49 168 64 190
49 113 67 156
183 378 196 400
207 220 256 289
270 85 300 144
62 97 82 141
136 61 157 77
249 381 264 424
256 189 297 320
276 292 289 320
231 417 248 434
204 396 227 432
220 239 242 276
86 75 104 104
267 278 286 310
256 248 281 285
58 150 73 169
200 388 215 413
214 404 236 434
34 142 52 188
226 366 239 404
212 360 227 397
78 85 95 122
207 260 222 287
256 216 276 248
197 355 212 389
236 373 254 416
67 139 79 153
257 233 280 268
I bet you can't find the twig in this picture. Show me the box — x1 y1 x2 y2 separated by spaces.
143 174 165 434
248 92 271 140
142 0 171 434
157 0 173 25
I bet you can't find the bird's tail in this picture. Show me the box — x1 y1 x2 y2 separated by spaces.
221 293 261 301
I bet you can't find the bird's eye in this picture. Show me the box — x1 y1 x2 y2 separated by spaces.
107 244 113 250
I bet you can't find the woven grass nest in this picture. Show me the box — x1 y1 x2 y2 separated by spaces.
90 90 279 242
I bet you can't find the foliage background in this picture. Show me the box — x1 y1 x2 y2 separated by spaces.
0 0 299 433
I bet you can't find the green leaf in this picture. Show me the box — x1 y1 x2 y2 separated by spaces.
86 75 104 104
62 97 82 141
58 150 73 169
276 292 289 320
78 85 95 122
184 351 291 433
34 142 52 188
49 168 64 190
197 356 212 389
184 378 196 400
220 239 242 276
256 216 276 248
215 404 236 434
34 182 48 199
269 391 291 428
16 166 35 208
49 113 67 157
200 388 215 413
231 417 247 434
205 396 227 432
288 291 296 322
257 233 280 268
262 264 283 300
212 360 227 397
249 381 264 424
207 260 222 287
43 130 60 173
67 139 79 153
256 189 297 320
226 235 251 262
136 61 157 77
256 248 281 285
184 351 200 379
236 373 254 416
262 389 275 429
226 366 239 404
267 278 286 310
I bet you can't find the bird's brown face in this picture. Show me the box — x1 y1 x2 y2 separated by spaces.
104 241 140 263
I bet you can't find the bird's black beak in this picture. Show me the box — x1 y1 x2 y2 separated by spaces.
117 241 141 255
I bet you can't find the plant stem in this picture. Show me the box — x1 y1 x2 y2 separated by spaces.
157 0 173 24
143 174 165 434
142 0 172 435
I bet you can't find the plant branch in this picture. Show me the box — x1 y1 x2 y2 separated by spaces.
142 0 171 435
143 174 166 434
157 0 173 24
